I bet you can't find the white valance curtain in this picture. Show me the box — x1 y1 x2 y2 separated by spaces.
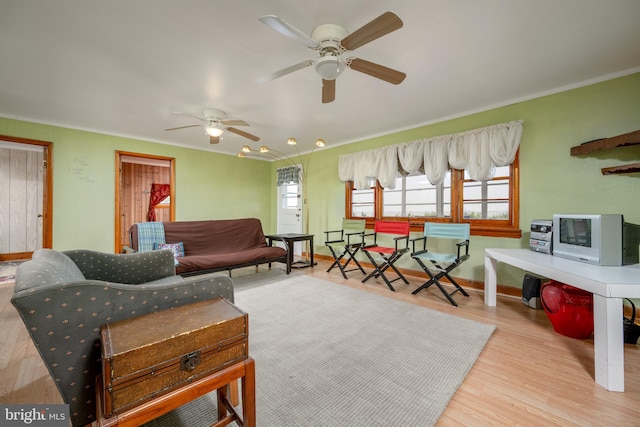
277 165 301 186
338 120 523 190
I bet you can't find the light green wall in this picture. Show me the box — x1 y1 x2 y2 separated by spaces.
1 72 639 289
0 119 273 252
284 72 640 288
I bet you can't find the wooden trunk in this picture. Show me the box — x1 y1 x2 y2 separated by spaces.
100 298 248 417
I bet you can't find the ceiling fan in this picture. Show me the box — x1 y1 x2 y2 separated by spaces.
257 11 406 103
164 108 260 144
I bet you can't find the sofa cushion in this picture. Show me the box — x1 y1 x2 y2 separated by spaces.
164 218 269 256
15 249 86 292
176 246 286 275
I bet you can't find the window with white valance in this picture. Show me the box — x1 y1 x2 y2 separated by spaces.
277 165 301 186
338 120 523 189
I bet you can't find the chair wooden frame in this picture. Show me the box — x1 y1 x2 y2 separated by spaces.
411 222 470 306
361 221 411 291
324 219 367 278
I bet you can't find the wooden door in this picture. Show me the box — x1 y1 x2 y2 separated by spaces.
115 152 175 253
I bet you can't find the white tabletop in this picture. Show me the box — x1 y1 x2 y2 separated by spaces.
485 248 640 299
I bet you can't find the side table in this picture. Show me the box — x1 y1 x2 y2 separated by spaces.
266 233 316 270
96 357 255 427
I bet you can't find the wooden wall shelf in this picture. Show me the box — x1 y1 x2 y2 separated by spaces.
570 129 640 156
570 129 640 175
601 163 640 175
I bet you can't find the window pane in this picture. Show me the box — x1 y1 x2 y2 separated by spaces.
406 175 427 190
382 174 450 218
281 183 299 209
352 189 373 203
352 188 374 217
487 201 510 219
384 206 403 217
487 180 509 198
382 177 403 216
384 190 403 205
463 202 482 219
407 204 438 217
352 205 375 217
463 182 482 200
494 165 510 177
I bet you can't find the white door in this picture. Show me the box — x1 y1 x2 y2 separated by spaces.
0 141 44 255
277 170 303 257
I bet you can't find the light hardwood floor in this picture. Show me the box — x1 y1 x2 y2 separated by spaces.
2 260 639 426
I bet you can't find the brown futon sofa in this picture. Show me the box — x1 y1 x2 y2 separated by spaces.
128 218 289 276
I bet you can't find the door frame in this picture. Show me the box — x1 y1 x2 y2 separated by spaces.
0 134 52 261
115 151 175 253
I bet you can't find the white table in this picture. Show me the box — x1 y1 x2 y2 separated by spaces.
484 248 640 392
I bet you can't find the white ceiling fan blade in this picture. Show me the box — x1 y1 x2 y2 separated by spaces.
172 111 206 122
256 60 314 84
164 124 201 131
259 15 319 49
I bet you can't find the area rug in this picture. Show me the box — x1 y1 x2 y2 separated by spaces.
144 273 495 427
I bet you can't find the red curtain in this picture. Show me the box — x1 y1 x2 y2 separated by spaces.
147 183 170 222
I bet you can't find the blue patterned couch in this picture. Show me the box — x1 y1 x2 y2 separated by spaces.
11 248 235 427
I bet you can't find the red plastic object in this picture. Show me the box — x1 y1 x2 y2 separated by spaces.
540 280 594 339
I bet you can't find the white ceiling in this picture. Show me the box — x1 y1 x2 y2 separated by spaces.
1 1 640 158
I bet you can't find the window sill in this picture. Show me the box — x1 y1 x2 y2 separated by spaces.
471 225 522 238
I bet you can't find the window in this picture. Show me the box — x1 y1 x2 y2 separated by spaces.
346 153 520 238
383 173 451 218
281 182 300 209
157 195 171 207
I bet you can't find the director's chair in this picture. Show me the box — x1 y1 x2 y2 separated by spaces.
411 222 470 306
361 220 411 291
324 219 367 279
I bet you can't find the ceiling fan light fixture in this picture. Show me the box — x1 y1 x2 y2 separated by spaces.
205 124 224 137
315 56 345 80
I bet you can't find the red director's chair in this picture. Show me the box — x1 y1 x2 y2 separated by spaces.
361 220 411 291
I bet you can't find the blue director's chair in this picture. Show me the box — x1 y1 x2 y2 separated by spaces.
411 222 470 306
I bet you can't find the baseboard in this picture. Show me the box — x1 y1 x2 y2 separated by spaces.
313 253 523 299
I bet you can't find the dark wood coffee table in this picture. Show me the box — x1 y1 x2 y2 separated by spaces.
266 233 316 270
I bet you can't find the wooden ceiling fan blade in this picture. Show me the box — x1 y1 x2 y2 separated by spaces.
221 119 249 126
259 15 319 49
209 135 220 144
227 127 260 141
256 60 314 84
341 12 403 51
164 124 201 131
349 58 406 85
322 79 336 104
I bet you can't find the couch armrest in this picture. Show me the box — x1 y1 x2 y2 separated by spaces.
64 249 176 284
11 272 234 427
122 245 137 254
